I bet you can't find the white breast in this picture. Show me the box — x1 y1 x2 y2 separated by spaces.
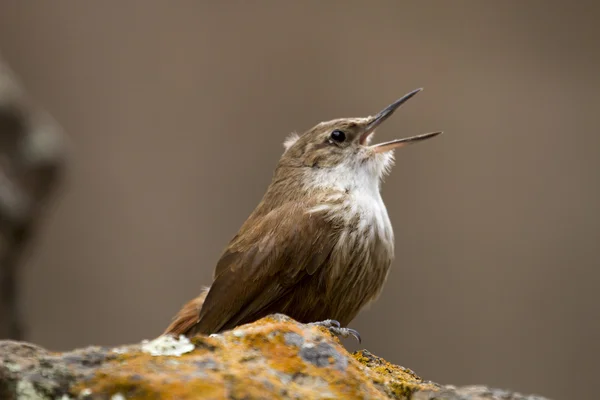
305 158 394 246
304 159 395 292
351 186 394 245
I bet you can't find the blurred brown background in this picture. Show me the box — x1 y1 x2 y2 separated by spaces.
0 1 599 399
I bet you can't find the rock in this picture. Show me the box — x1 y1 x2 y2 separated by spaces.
0 314 552 400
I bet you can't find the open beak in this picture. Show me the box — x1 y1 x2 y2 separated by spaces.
359 88 443 153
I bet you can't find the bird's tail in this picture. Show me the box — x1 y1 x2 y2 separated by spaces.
163 287 210 336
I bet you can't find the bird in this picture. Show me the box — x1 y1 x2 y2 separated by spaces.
164 88 442 342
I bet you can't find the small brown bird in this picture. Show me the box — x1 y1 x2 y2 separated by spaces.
165 88 441 341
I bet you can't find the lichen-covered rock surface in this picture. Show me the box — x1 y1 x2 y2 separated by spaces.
0 314 551 400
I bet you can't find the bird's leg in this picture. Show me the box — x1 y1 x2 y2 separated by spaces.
308 319 361 343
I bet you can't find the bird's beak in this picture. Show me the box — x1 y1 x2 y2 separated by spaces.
359 88 443 153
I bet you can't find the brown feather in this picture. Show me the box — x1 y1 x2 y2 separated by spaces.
188 201 340 335
163 287 209 336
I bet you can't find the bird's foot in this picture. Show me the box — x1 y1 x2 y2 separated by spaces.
308 319 361 343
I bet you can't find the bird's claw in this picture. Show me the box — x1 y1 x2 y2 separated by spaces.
309 319 362 343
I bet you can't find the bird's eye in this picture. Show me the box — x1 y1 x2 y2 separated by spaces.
330 130 346 143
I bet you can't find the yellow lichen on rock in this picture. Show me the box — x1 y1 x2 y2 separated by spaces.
352 350 440 399
71 315 437 399
0 316 552 400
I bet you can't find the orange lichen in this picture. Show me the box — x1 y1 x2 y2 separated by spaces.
71 351 227 400
69 316 441 400
352 350 440 399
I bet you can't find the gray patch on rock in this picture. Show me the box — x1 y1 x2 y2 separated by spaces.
194 358 219 371
60 349 107 368
413 385 552 400
284 332 304 348
276 372 292 385
266 313 294 324
61 355 84 366
299 342 347 371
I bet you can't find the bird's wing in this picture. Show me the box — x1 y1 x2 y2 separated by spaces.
193 202 338 334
